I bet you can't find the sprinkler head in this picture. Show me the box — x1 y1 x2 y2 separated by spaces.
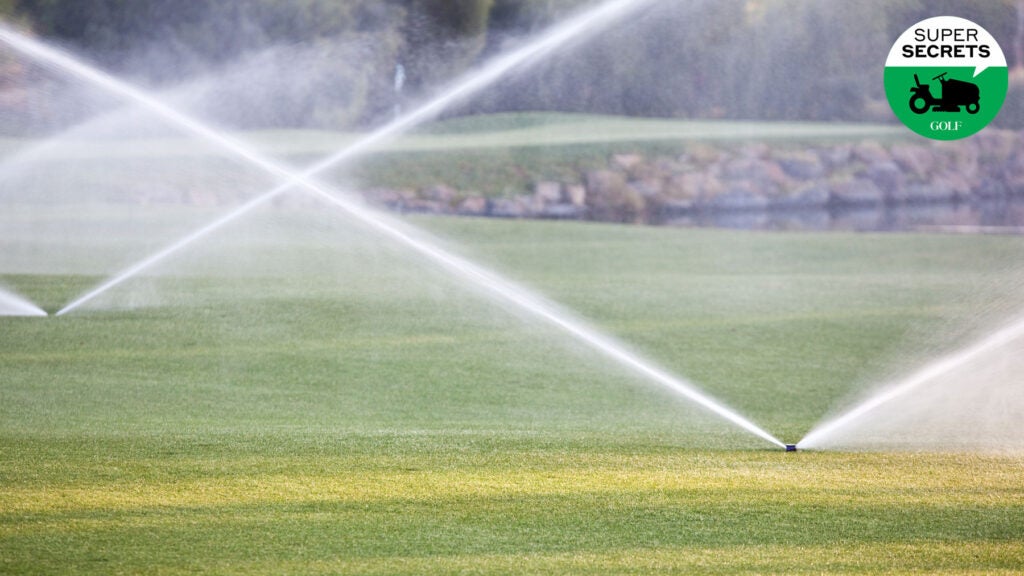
785 444 798 452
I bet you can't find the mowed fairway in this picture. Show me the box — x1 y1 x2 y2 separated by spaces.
2 214 1023 574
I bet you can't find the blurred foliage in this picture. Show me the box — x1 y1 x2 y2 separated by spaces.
400 0 494 92
4 0 1024 128
11 0 400 72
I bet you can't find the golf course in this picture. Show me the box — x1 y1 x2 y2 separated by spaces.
2 198 1023 572
5 0 1024 571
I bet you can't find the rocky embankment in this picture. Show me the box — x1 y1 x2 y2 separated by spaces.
360 129 1024 224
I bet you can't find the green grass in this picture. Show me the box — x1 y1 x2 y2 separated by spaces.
2 214 1023 574
0 114 905 199
271 113 904 195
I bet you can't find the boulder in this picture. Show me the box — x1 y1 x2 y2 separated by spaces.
830 178 885 207
564 184 587 207
488 197 527 218
721 158 786 184
853 141 890 164
770 183 830 210
533 181 563 205
863 161 905 196
974 129 1018 162
362 188 408 210
776 152 825 180
403 198 445 214
820 145 853 169
890 145 935 179
933 140 979 179
703 183 770 211
975 177 1009 199
889 182 956 204
654 197 697 216
665 172 722 200
931 170 973 199
584 169 645 222
610 153 645 173
457 195 488 216
628 178 663 198
739 143 769 159
539 204 586 220
420 184 457 205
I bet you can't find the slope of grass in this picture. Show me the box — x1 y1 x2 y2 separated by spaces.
0 113 905 199
2 216 1023 574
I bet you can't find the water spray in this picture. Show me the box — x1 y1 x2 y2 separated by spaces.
0 0 671 316
798 314 1024 449
0 287 47 317
0 2 788 449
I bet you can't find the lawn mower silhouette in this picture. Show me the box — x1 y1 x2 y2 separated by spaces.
909 72 980 114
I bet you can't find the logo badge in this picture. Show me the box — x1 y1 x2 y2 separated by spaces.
885 16 1008 140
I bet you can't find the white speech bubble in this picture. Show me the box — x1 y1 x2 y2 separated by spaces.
886 16 1006 77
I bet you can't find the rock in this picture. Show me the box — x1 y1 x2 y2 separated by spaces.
770 183 830 210
403 198 444 214
889 182 956 204
585 169 627 196
421 184 457 205
707 211 770 230
975 130 1018 162
830 178 885 207
628 178 663 198
539 203 585 219
862 161 905 196
931 170 973 199
776 152 825 180
820 145 852 169
1002 149 1024 191
654 197 696 216
332 133 1024 226
488 197 527 218
703 184 770 211
651 156 685 177
564 184 587 207
853 141 890 164
533 181 563 205
611 153 645 173
739 143 769 159
933 140 979 179
457 195 488 216
975 177 1008 199
363 188 407 209
684 144 723 166
890 145 935 179
628 158 673 181
665 172 722 200
720 158 789 189
584 169 645 222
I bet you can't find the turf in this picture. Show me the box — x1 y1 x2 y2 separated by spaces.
2 215 1024 574
0 114 904 199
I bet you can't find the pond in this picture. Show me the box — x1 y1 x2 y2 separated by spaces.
659 198 1024 233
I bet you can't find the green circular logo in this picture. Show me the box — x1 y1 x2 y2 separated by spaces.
885 16 1008 140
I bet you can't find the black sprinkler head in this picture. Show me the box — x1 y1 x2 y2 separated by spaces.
785 444 798 452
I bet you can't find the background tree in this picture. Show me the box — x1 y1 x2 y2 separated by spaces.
5 0 1024 128
398 0 494 94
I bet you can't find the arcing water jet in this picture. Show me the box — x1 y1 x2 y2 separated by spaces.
0 1 787 449
798 313 1024 450
0 287 47 317
0 0 670 316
